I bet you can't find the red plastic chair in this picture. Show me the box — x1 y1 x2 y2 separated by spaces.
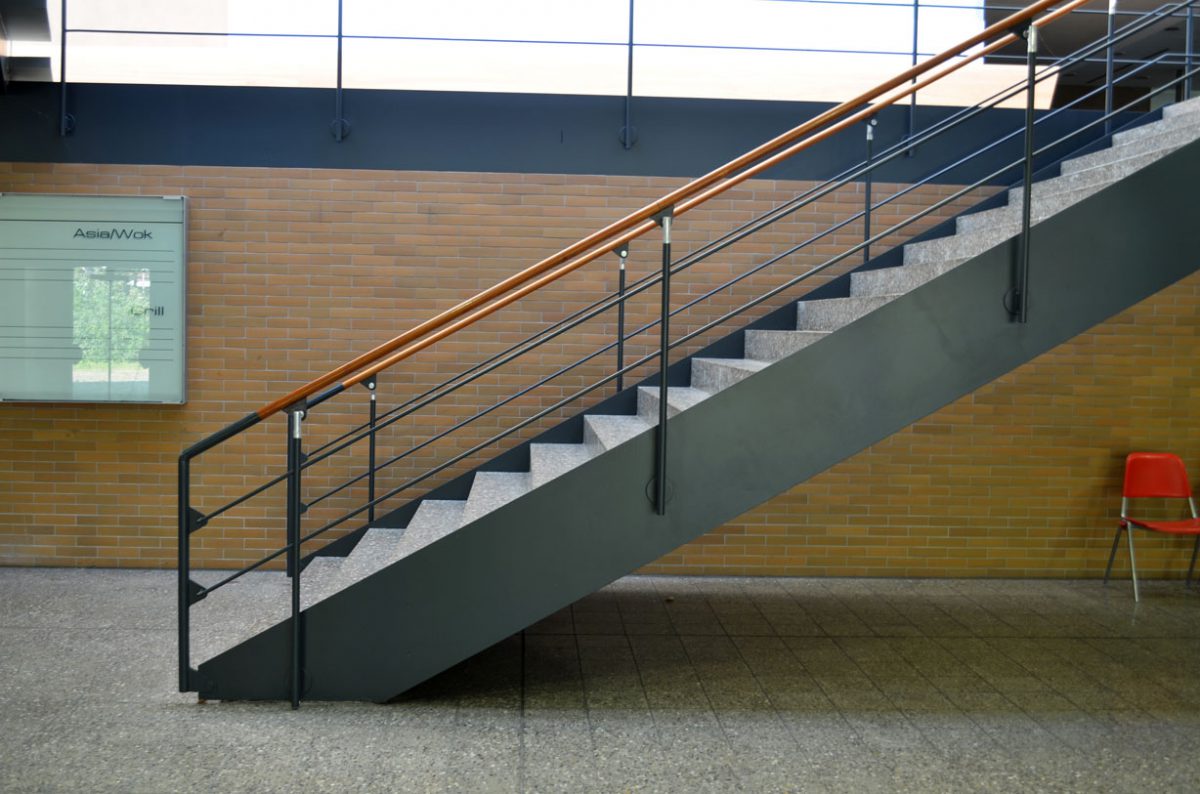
1104 453 1200 601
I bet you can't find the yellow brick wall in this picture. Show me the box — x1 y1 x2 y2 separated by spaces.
642 271 1200 577
0 160 1195 578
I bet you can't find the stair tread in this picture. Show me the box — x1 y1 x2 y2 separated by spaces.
583 414 653 452
692 357 768 374
389 500 467 561
462 471 532 524
638 385 712 411
744 329 829 362
530 442 594 487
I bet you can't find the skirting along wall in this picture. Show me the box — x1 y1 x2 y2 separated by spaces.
0 161 1195 578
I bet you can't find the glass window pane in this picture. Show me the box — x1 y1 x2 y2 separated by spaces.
67 0 337 36
343 0 629 43
917 3 987 56
67 32 338 88
635 0 916 56
634 47 915 102
343 39 627 95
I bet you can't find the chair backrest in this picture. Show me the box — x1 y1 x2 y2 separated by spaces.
1123 453 1194 500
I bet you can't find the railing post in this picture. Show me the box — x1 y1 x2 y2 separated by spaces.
1015 21 1037 324
177 454 192 692
906 0 919 156
331 0 349 141
1187 2 1195 100
285 407 305 709
59 0 73 136
654 208 673 516
863 119 876 265
365 378 377 523
620 0 637 149
1105 0 1116 135
616 246 628 392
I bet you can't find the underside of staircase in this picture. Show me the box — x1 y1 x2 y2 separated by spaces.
190 97 1200 702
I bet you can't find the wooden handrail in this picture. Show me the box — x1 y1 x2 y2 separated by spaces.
258 0 1087 420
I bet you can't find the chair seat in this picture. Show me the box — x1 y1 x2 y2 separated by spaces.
1123 517 1200 535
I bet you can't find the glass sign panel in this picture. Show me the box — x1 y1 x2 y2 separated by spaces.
0 194 186 403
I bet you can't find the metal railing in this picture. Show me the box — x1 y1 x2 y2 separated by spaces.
177 0 1199 707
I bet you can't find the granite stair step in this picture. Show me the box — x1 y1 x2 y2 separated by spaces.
690 357 768 392
462 471 531 524
637 385 712 422
583 414 653 454
1064 125 1197 174
391 499 467 561
851 258 968 297
744 329 829 361
530 443 594 488
794 294 900 330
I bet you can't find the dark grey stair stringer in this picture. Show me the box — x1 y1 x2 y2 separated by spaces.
193 124 1200 702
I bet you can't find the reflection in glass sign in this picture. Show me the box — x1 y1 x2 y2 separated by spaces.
72 266 153 400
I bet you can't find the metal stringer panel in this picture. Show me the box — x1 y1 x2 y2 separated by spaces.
197 140 1200 702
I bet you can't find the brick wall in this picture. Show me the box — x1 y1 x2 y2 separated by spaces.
0 160 1195 578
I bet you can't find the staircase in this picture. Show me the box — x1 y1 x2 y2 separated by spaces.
186 94 1200 701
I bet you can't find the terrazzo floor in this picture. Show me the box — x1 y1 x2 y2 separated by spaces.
1 567 1199 792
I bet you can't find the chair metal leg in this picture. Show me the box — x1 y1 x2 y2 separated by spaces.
1103 525 1124 584
1187 537 1199 588
1127 525 1140 602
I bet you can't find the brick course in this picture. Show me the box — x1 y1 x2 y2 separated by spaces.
0 161 1195 579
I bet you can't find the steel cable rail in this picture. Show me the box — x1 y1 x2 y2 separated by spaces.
181 0 1200 703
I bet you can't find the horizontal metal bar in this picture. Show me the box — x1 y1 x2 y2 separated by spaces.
192 544 289 599
199 469 289 525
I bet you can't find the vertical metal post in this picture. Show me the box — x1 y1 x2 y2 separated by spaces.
1187 3 1195 100
1016 23 1037 324
366 379 377 524
654 211 672 516
177 456 191 692
1105 0 1116 135
621 0 637 149
863 119 876 266
906 0 919 155
332 0 348 141
59 0 71 136
616 247 628 392
286 408 305 709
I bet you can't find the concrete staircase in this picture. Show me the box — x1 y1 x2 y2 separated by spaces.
190 96 1200 686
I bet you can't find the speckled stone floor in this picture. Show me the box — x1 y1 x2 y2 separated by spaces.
2 568 1199 793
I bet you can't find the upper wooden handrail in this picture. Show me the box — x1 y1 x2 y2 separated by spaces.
257 0 1089 421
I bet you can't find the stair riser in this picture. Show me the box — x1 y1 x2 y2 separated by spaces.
958 183 1106 237
1110 112 1200 148
1003 145 1173 208
903 225 1017 266
743 330 827 362
462 472 531 525
530 444 592 489
1073 126 1196 172
690 359 760 392
1162 96 1200 119
794 296 897 330
637 389 683 422
851 258 966 297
